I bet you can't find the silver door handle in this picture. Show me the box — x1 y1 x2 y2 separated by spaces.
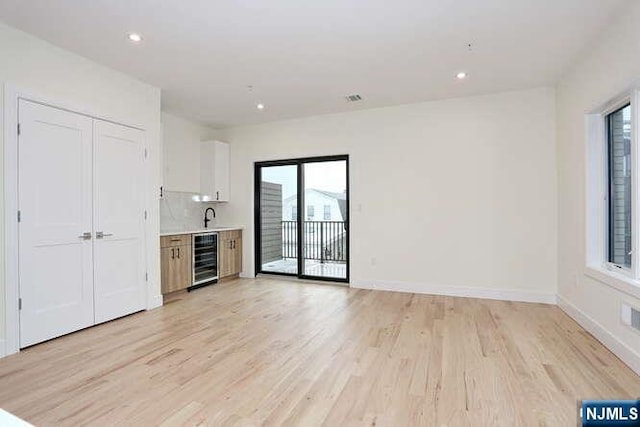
96 231 114 239
78 232 92 240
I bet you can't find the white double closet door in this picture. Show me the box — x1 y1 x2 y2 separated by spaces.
18 100 146 348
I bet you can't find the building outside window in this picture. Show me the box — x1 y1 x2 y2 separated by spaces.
324 205 331 220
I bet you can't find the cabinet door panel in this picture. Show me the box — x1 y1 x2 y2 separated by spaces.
161 247 176 293
161 245 192 293
200 141 229 202
175 245 192 290
219 239 233 278
214 141 229 201
233 237 243 275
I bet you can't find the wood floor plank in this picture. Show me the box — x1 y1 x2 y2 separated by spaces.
0 277 638 426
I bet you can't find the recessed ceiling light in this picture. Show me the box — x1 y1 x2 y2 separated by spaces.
257 103 265 110
456 71 467 80
128 33 143 43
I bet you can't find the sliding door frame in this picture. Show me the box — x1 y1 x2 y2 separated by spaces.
254 155 350 283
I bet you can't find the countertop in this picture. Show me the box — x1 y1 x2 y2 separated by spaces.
160 226 244 237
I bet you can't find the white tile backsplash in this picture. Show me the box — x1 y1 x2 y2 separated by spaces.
160 191 225 232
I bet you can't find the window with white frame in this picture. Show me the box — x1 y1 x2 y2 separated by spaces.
586 89 639 282
606 104 632 269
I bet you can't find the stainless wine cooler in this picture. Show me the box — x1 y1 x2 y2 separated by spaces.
191 232 218 289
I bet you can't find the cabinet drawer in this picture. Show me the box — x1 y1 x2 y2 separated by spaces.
219 230 242 241
160 234 191 248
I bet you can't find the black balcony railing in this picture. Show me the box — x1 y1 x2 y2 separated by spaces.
282 221 346 263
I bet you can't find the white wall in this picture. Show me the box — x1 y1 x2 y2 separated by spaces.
556 2 640 373
222 87 558 302
0 22 162 354
161 112 221 193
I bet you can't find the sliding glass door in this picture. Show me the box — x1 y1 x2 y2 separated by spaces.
257 164 299 275
255 155 349 283
301 160 348 279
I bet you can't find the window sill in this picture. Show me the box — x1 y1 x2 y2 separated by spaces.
585 265 640 300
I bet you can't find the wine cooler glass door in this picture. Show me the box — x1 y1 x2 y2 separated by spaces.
193 233 218 285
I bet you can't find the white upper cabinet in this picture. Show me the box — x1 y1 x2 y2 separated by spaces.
200 140 230 202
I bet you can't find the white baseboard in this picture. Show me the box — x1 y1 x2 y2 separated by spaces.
557 295 640 376
147 294 163 310
351 279 557 304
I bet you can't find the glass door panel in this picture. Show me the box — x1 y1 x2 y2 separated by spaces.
259 164 298 275
302 160 348 280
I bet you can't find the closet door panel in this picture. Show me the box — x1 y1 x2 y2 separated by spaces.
18 100 94 347
93 120 146 323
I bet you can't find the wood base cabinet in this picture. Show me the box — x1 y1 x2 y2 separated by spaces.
161 235 192 294
219 230 242 278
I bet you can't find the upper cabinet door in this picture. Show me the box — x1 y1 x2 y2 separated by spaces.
93 120 146 324
201 140 230 202
18 100 95 347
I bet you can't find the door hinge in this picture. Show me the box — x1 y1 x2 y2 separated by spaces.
18 298 22 310
17 123 21 136
144 210 148 220
17 210 21 222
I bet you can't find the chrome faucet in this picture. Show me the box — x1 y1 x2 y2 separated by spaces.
204 207 216 228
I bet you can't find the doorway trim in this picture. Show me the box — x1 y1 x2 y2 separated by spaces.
3 83 152 357
254 155 350 284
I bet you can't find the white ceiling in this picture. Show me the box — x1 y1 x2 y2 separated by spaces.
0 0 628 128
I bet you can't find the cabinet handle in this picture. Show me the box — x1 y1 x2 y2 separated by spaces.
171 248 175 259
170 239 181 243
177 247 180 259
216 191 219 200
233 240 236 249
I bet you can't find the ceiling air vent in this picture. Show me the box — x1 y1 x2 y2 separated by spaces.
345 94 362 102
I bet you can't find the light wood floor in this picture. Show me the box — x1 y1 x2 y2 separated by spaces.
0 278 638 426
